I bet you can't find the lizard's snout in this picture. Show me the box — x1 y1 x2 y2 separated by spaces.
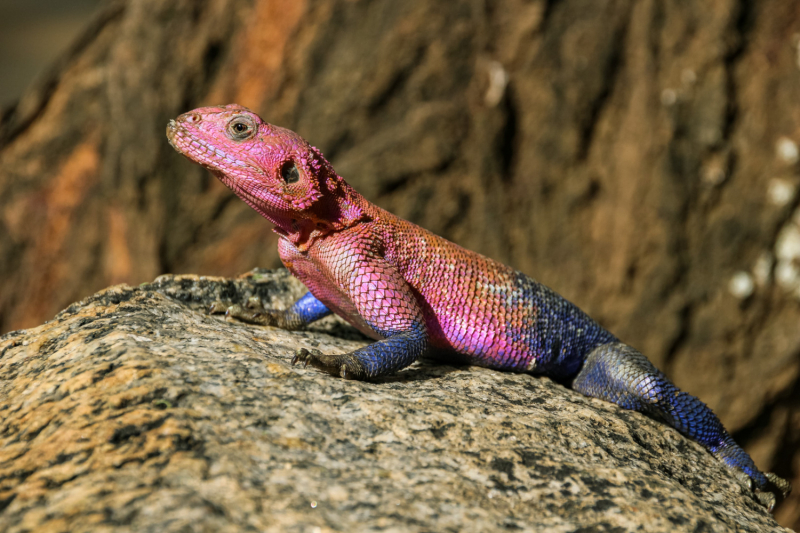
176 112 202 125
166 119 183 152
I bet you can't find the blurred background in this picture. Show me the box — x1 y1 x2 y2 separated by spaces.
0 0 799 527
0 0 102 109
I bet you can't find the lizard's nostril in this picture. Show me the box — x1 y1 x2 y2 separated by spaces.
179 113 201 124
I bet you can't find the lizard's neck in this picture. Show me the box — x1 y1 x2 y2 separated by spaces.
265 180 372 252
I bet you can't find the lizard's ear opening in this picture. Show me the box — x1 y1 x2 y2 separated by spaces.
277 157 322 210
280 161 300 184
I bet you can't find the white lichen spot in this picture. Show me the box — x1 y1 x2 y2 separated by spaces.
772 210 800 298
752 251 773 287
681 69 696 86
485 61 509 107
660 88 677 106
702 165 726 187
701 152 729 187
728 271 754 299
775 260 800 291
776 137 799 165
767 178 797 206
794 33 800 70
776 223 800 261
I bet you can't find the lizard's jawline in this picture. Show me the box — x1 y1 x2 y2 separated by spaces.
169 124 295 232
170 126 256 178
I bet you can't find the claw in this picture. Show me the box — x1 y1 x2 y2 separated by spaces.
292 348 321 368
289 348 367 379
756 492 776 513
733 469 753 492
291 348 305 366
751 472 792 512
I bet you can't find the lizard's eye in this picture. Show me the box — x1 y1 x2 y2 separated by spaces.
280 161 300 184
226 116 255 141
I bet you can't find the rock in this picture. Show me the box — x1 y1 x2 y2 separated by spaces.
0 270 791 532
2 1 799 526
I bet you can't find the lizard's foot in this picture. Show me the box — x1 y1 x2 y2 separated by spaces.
291 348 367 380
735 468 792 511
208 300 230 315
728 457 792 511
208 297 281 326
754 472 792 512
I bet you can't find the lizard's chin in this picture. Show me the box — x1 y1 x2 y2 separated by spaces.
166 120 182 153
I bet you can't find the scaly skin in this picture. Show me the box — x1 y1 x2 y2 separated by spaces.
167 104 791 510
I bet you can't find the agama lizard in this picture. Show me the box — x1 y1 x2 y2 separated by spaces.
167 104 791 510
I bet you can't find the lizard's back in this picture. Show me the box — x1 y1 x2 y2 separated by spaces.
292 205 617 377
379 210 617 376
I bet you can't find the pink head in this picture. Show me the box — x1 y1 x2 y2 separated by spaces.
167 104 364 247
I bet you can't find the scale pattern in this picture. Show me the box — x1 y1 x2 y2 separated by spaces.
573 343 766 486
167 104 791 509
290 291 332 324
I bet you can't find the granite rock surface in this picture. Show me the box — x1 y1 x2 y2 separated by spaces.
0 270 791 532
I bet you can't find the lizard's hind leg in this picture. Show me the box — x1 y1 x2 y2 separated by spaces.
572 342 791 510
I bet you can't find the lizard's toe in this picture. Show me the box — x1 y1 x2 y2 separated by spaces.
765 472 792 499
733 469 753 492
752 472 791 512
244 296 264 310
292 348 324 368
755 492 777 512
208 301 229 315
214 303 280 326
291 349 367 379
224 303 245 317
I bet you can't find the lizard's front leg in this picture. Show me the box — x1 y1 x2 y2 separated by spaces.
292 324 427 379
210 291 331 330
291 253 429 380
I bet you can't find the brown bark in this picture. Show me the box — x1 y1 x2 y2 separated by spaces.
0 0 799 525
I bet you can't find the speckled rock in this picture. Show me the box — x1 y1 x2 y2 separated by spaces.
0 270 791 532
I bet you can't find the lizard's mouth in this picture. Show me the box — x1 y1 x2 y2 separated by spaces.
166 119 244 177
166 120 180 152
165 117 282 219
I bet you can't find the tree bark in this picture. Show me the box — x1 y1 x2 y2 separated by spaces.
1 0 799 525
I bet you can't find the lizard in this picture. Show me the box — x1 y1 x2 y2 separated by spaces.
166 104 791 511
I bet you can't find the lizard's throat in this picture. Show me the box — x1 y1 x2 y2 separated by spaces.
227 186 320 251
214 169 368 251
